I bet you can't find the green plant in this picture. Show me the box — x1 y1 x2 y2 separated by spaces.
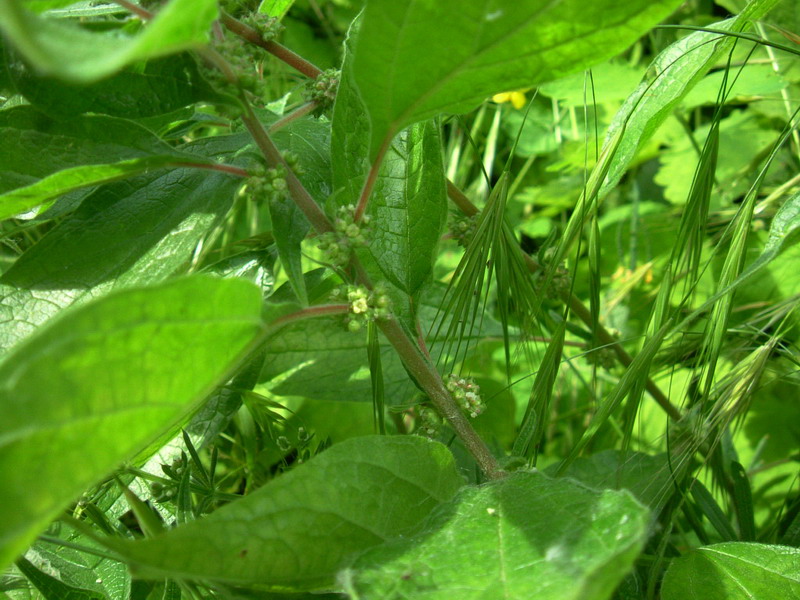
1 0 799 598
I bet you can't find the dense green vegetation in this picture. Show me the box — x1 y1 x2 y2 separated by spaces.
1 0 799 598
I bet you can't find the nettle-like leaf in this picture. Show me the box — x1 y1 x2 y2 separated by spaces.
0 106 188 197
347 471 650 600
332 25 447 307
115 436 464 590
0 0 218 83
19 525 131 600
0 276 264 572
351 0 685 160
3 51 222 119
661 542 800 599
0 133 247 355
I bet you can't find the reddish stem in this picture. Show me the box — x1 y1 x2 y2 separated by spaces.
269 102 319 132
114 0 152 19
173 162 249 178
354 136 392 222
271 304 350 329
220 12 323 79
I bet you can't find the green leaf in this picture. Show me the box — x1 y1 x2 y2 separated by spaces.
258 0 294 19
0 106 187 197
0 276 264 572
259 314 411 404
661 542 800 600
348 471 650 600
115 436 463 589
3 52 221 119
24 525 131 600
366 121 447 295
601 0 781 194
546 449 676 513
351 0 684 159
333 28 447 296
0 155 210 220
0 0 218 83
0 132 249 355
16 558 105 600
268 196 309 305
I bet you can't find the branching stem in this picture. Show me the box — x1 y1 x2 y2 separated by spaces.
220 12 323 79
269 101 319 132
354 136 392 222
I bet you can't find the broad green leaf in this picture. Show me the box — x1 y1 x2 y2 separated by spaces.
3 52 221 119
258 0 294 19
548 450 677 513
0 155 211 220
348 471 650 600
116 436 463 589
0 106 187 196
351 0 684 160
268 196 309 305
0 133 248 355
22 526 130 600
0 276 264 572
681 63 788 108
259 313 412 404
16 557 105 600
601 0 781 195
0 0 218 83
661 542 800 599
333 26 447 296
365 121 447 296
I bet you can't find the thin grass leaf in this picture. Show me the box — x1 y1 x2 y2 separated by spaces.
512 320 566 464
730 462 755 541
690 478 737 541
367 321 386 435
181 431 211 490
118 483 164 539
696 122 793 404
556 321 672 475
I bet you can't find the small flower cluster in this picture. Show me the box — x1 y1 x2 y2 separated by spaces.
416 406 442 438
330 284 391 332
534 248 571 298
316 204 371 267
450 214 478 247
586 345 617 370
246 164 288 204
305 68 340 113
202 36 264 96
243 13 284 43
445 374 485 418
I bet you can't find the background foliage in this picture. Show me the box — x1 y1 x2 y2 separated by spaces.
1 0 799 598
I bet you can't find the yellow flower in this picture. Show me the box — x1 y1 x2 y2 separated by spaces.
492 90 527 110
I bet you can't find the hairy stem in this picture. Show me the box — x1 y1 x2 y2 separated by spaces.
114 0 151 19
220 12 323 79
173 162 249 178
270 304 350 329
378 317 504 479
240 106 334 234
199 34 502 480
354 135 392 222
269 101 319 132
